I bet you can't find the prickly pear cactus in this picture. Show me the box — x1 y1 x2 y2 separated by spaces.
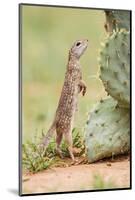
85 97 130 163
99 30 130 108
104 10 130 33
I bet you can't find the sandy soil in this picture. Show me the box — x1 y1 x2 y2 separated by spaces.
22 155 130 194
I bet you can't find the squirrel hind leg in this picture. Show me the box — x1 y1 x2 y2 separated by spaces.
64 131 75 161
56 129 63 159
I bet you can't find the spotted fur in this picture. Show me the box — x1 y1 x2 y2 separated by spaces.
41 39 88 160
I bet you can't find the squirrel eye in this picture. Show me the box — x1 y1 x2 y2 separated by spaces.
76 42 81 46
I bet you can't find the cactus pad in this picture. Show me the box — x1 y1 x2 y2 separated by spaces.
99 30 130 108
85 97 130 163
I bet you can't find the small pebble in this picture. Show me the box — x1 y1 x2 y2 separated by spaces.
106 162 112 166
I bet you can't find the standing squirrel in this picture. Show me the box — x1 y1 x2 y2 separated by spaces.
41 39 88 160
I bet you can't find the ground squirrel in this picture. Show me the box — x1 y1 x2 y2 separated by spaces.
41 39 88 160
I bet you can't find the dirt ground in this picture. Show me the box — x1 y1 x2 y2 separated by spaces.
22 155 130 194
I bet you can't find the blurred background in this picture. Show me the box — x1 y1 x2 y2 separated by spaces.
22 5 107 142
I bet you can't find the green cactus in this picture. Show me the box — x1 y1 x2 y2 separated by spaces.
84 11 130 163
85 97 130 163
104 10 130 33
99 29 130 108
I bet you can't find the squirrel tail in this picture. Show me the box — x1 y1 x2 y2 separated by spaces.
41 121 56 148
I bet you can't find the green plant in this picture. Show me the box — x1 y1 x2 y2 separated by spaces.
85 11 130 163
22 128 85 172
104 10 130 33
22 142 54 172
85 97 130 163
92 174 116 189
99 30 130 108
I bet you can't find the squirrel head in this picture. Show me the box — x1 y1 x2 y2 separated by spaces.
69 39 88 59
